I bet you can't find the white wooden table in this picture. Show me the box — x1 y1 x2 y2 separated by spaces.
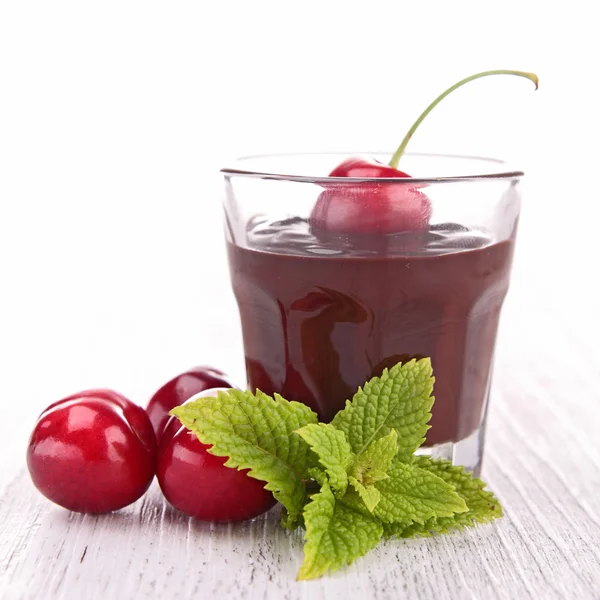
2 197 600 599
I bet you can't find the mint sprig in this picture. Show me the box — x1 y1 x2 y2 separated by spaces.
172 358 503 580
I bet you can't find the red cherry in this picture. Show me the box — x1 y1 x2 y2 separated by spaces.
146 367 233 442
27 390 157 513
310 156 431 235
157 389 276 522
311 182 431 235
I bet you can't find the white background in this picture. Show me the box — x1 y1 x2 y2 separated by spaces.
1 0 598 419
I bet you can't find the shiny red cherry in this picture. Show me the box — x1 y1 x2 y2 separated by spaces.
146 367 233 442
157 388 276 522
27 389 157 513
310 156 431 235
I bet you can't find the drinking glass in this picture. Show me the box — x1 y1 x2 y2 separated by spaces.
221 153 522 474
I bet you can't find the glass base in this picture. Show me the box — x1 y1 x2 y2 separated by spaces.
415 426 486 477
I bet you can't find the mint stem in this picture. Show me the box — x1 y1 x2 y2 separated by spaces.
388 70 539 169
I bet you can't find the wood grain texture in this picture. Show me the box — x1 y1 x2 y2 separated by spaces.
2 211 600 599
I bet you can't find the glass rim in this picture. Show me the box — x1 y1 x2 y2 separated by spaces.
221 152 524 184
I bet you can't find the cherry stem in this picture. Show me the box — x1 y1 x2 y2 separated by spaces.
388 70 539 169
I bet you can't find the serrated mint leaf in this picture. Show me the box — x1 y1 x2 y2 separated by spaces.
308 467 327 485
331 359 434 463
348 476 381 512
281 506 306 530
171 389 318 526
297 479 383 581
307 467 327 486
373 460 468 525
344 429 397 512
295 423 354 498
351 429 397 486
384 457 503 538
338 488 374 519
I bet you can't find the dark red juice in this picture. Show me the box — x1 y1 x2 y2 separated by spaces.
228 218 514 446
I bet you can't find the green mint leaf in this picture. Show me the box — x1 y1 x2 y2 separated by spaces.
348 476 381 512
373 459 468 525
331 358 434 463
338 487 376 519
281 506 307 531
384 457 503 538
295 423 354 498
345 429 397 511
297 479 383 580
171 389 318 527
350 429 397 486
307 467 327 485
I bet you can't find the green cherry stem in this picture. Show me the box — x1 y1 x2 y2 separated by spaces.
388 70 539 169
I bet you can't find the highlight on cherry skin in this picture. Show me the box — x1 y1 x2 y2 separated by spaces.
157 389 277 522
26 389 157 513
146 366 234 443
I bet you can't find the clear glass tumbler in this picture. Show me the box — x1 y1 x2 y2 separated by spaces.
221 153 522 474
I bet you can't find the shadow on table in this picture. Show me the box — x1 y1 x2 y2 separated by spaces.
48 483 301 549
